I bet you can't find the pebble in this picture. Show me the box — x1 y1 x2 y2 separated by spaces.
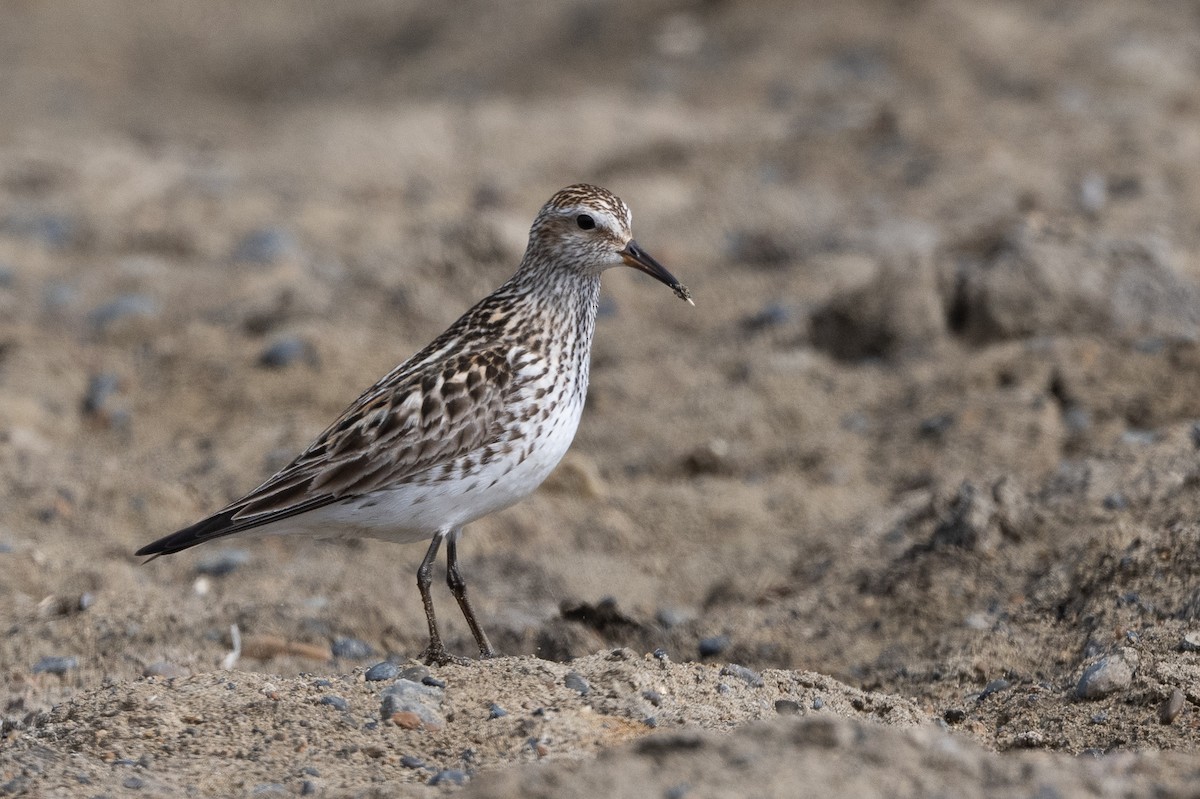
81 372 121 418
421 675 447 689
258 336 318 369
400 755 427 769
32 655 78 675
740 303 792 333
1102 493 1128 511
811 697 824 710
232 228 298 264
87 294 160 333
977 679 1011 701
774 699 800 715
720 663 764 688
318 695 349 712
698 635 730 657
365 661 399 682
643 690 664 707
488 703 508 719
664 784 691 799
918 413 956 438
1075 651 1137 700
331 637 376 660
122 776 145 790
300 781 317 796
142 661 185 679
427 769 468 787
563 671 590 696
379 679 445 728
194 548 251 576
1179 632 1200 652
1191 422 1200 450
1159 689 1185 725
943 708 966 723
655 607 694 629
1 211 77 249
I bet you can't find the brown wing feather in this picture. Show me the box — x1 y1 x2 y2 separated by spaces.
228 347 517 522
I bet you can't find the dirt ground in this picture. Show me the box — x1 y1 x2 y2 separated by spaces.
4 1 1200 796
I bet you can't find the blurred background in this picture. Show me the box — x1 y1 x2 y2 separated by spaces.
5 0 1200 774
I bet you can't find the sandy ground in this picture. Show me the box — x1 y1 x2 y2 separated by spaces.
4 1 1200 796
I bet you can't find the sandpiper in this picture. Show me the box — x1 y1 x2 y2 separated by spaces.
137 184 692 664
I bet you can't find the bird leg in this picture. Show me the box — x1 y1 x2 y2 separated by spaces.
446 532 495 658
416 533 454 665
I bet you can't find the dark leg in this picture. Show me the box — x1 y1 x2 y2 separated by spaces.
416 533 452 665
446 531 495 658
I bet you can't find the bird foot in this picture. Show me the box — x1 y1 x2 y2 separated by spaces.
419 645 472 667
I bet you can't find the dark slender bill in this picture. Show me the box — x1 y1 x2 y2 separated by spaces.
620 240 694 305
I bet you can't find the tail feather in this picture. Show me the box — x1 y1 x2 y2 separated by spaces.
136 495 340 560
135 508 242 558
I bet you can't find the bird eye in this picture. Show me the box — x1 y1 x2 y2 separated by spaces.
576 214 596 231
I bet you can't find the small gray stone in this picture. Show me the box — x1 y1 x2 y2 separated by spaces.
232 228 298 264
1179 632 1200 652
774 699 800 715
331 637 376 660
977 678 1011 701
32 655 78 675
1076 652 1136 700
488 703 508 719
421 675 447 689
1159 689 1185 725
720 663 764 688
318 695 349 712
365 661 399 682
427 769 468 787
811 697 824 710
87 294 160 332
698 635 730 657
194 548 250 577
142 661 185 679
123 776 145 790
258 336 318 370
380 679 444 727
81 372 121 417
400 755 427 769
564 671 590 695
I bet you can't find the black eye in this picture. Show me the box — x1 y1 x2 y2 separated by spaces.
576 214 596 230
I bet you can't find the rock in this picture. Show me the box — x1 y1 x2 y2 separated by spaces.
427 769 468 787
32 655 78 675
976 679 1011 701
379 679 444 729
740 303 792 333
232 228 299 264
488 703 508 719
774 699 800 715
1179 632 1200 652
1159 689 1185 724
81 372 121 419
142 661 186 679
318 695 349 712
257 336 318 369
682 439 732 476
698 635 730 658
364 662 399 682
87 294 160 334
720 664 764 688
194 549 251 577
331 637 376 660
564 672 590 696
1075 650 1137 700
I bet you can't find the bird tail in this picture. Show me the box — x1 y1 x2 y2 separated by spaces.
135 508 241 559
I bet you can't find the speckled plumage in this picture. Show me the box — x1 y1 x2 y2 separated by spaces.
136 184 691 664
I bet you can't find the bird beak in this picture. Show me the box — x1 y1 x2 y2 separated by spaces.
619 240 694 305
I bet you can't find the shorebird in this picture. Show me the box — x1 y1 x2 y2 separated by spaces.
137 184 692 664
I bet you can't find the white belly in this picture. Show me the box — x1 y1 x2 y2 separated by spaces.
250 393 586 544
